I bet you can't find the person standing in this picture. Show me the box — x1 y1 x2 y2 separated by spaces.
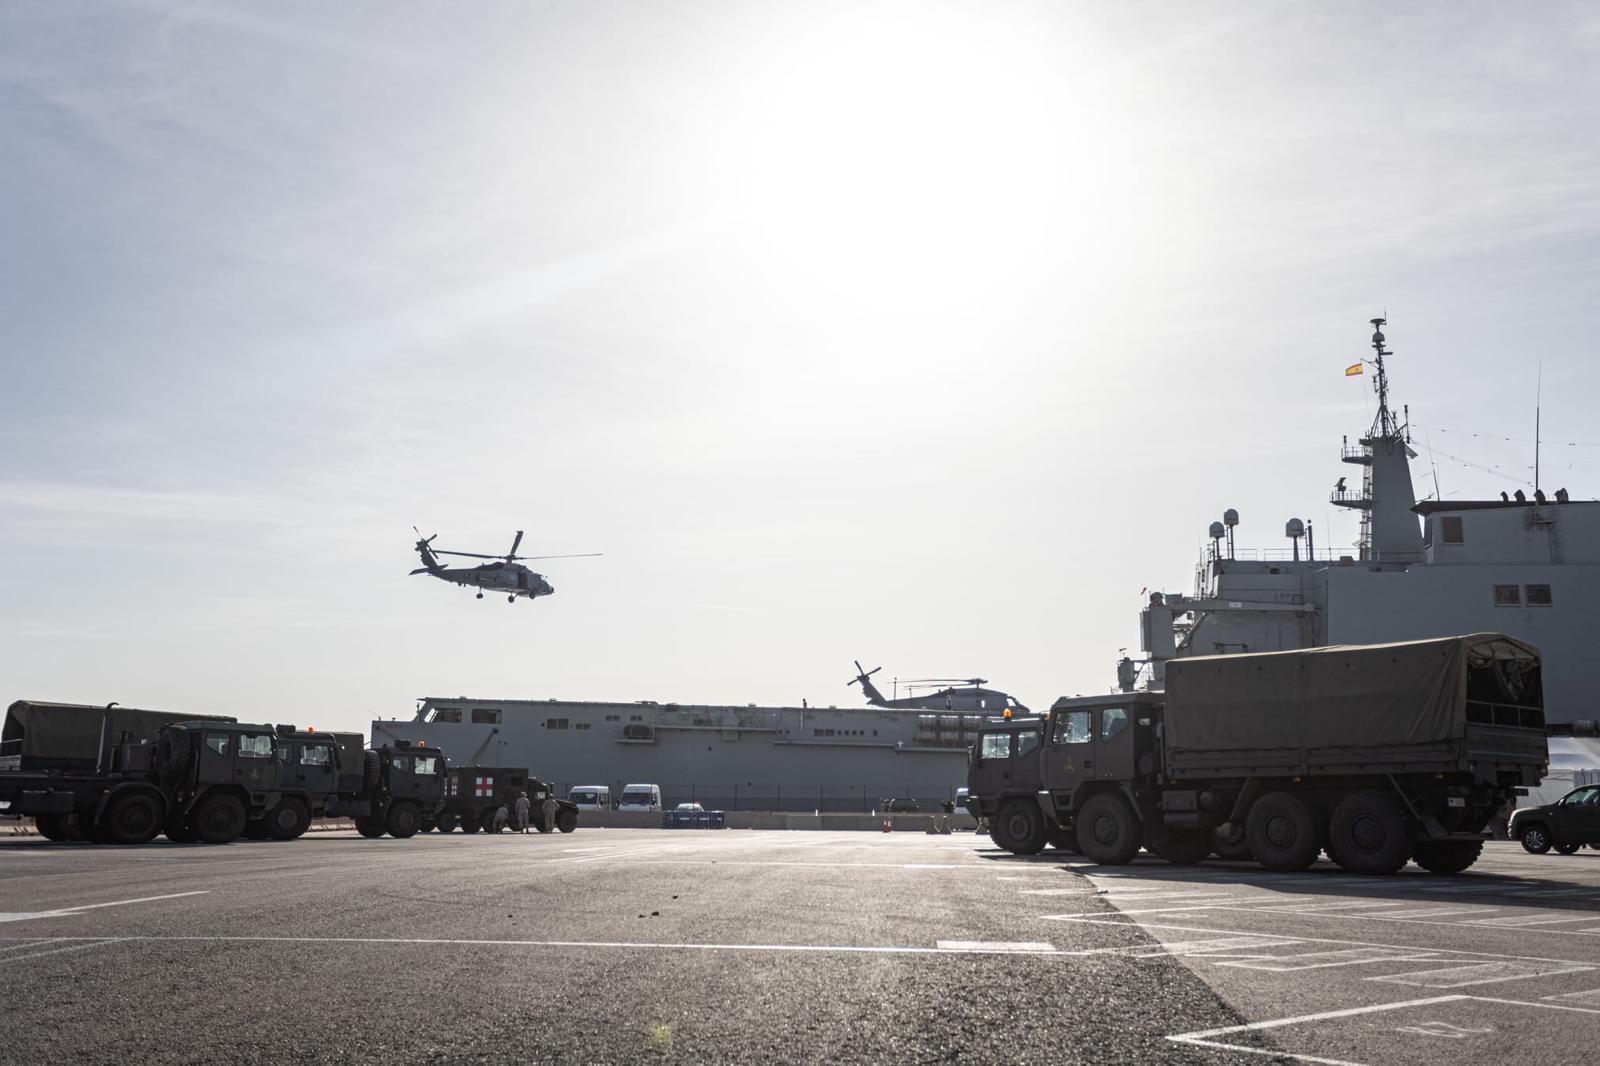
515 791 531 834
542 792 559 833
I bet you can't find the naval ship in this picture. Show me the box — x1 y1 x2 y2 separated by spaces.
1121 318 1598 803
371 668 1026 812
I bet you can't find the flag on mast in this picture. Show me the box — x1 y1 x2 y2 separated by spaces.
1344 363 1364 377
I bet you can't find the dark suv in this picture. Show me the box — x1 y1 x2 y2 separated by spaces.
1511 785 1600 855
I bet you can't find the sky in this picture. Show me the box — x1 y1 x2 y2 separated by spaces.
3 1 1599 731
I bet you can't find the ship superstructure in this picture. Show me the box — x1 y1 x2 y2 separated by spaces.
1125 318 1598 728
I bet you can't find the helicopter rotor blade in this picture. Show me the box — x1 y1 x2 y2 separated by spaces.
510 553 603 561
507 530 524 560
408 567 433 575
432 550 501 559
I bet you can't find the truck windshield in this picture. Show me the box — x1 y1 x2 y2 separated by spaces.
1101 708 1128 741
979 734 1010 760
301 745 331 766
413 755 439 776
239 734 273 758
621 792 652 803
1053 711 1091 745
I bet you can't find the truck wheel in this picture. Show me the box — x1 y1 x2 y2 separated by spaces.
105 792 164 845
1045 827 1080 853
354 815 388 838
1077 793 1141 865
1326 790 1410 874
165 815 200 843
243 821 272 840
993 800 1047 855
436 812 458 833
267 798 311 841
1519 824 1551 854
34 813 70 841
1412 840 1484 875
363 750 381 789
194 794 246 844
556 810 578 834
1556 841 1582 855
460 818 480 834
1246 791 1320 872
1151 829 1211 866
386 802 421 839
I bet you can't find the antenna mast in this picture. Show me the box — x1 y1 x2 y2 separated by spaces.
1369 318 1398 440
1535 361 1543 493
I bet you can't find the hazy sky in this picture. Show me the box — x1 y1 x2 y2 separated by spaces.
3 2 1599 731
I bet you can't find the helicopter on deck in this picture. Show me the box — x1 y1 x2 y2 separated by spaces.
847 661 1030 715
410 529 600 603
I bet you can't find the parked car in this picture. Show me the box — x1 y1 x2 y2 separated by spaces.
568 785 611 811
674 802 704 813
1511 785 1600 855
618 783 662 812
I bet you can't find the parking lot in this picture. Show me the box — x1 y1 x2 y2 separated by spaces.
4 831 1599 1063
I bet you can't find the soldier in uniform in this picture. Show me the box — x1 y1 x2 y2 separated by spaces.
515 791 531 834
492 804 509 833
542 791 559 833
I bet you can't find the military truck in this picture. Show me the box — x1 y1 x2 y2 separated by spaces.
1 700 234 772
0 712 287 845
970 635 1548 875
435 765 577 833
345 740 448 839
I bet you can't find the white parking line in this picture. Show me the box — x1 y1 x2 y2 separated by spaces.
1167 995 1468 1066
1221 947 1443 972
0 939 125 965
0 891 209 924
1370 960 1594 988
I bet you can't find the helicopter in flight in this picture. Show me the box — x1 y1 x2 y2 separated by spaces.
848 660 1030 715
410 528 600 603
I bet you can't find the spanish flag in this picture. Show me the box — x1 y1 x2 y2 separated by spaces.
1344 363 1364 377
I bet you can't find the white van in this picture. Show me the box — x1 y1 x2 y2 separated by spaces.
568 785 611 811
617 783 663 812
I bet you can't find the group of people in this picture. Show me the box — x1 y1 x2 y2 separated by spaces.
489 790 560 833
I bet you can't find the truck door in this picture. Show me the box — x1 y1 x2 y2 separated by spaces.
197 731 233 783
234 732 274 789
1553 786 1600 843
1046 708 1094 791
972 730 1016 798
296 740 337 796
1094 706 1136 781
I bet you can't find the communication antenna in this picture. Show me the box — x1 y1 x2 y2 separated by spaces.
1535 360 1543 494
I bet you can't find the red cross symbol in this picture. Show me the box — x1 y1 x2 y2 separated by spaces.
475 775 493 797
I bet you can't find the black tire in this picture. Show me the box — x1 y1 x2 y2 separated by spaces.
1520 823 1552 854
386 802 421 839
354 815 387 838
165 814 200 843
362 750 381 789
1246 791 1320 872
193 794 246 844
104 792 164 845
556 809 578 834
992 799 1047 855
436 812 458 833
266 798 311 841
243 821 272 840
156 735 191 780
1151 829 1212 866
460 818 480 834
84 818 115 844
1076 793 1141 865
1556 841 1582 855
420 819 437 833
1326 790 1410 874
1045 827 1079 853
1412 840 1484 875
1213 824 1253 861
34 813 70 841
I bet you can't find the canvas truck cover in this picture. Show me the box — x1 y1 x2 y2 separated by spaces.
0 701 235 771
1162 634 1540 759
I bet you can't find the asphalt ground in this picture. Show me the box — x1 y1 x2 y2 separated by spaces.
4 831 1596 1065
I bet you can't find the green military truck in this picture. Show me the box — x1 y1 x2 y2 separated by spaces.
970 634 1548 875
346 740 447 839
238 731 446 841
434 765 577 833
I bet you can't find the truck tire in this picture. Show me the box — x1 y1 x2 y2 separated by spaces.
992 799 1047 855
165 814 200 843
1326 790 1410 874
34 813 70 841
1246 791 1320 872
1519 823 1551 854
266 798 311 841
1412 840 1484 875
435 812 458 833
1150 829 1211 866
386 802 421 839
1077 793 1141 865
556 809 578 834
104 792 164 845
193 794 246 844
243 820 272 840
1557 841 1583 855
157 735 191 780
354 815 387 838
1045 827 1079 853
363 750 381 789
1212 824 1253 862
460 817 480 834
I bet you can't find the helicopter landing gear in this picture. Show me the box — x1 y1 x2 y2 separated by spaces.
507 595 516 603
475 592 483 599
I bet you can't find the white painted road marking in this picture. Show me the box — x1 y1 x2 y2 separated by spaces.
1221 946 1443 972
0 938 125 965
1371 960 1594 988
0 890 209 924
1167 995 1469 1066
935 940 1056 953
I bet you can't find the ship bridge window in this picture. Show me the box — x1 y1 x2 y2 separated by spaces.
546 718 569 729
432 708 461 723
471 708 501 725
1442 516 1464 545
1527 584 1553 606
1494 584 1521 607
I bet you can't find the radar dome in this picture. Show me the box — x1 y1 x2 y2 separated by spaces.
1208 521 1226 540
1223 508 1239 527
1286 518 1305 538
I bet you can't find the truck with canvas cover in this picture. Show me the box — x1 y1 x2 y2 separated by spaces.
435 765 577 833
970 634 1548 875
0 700 234 773
0 715 285 845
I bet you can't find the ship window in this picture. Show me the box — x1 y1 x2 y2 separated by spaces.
1101 707 1129 742
630 715 643 722
1015 728 1040 757
546 718 569 729
1053 710 1092 746
471 708 501 725
980 733 1011 760
1494 584 1521 607
432 708 461 723
576 722 591 730
605 715 621 722
1441 516 1464 544
1526 584 1553 606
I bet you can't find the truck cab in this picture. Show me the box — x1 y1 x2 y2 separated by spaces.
159 721 283 844
244 727 342 841
351 742 447 838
